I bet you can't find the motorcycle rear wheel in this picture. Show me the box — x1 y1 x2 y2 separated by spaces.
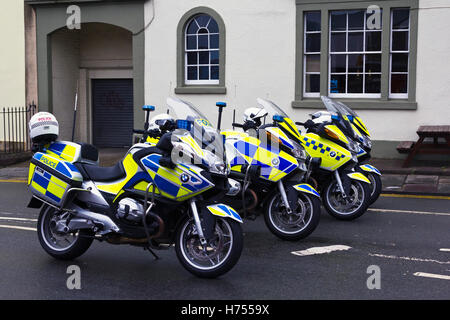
37 205 93 260
175 217 243 278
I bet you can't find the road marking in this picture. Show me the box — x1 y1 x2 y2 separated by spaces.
368 208 450 217
369 253 450 265
0 224 36 232
0 217 37 222
381 193 450 200
439 248 450 252
413 272 450 281
292 245 351 256
0 179 27 183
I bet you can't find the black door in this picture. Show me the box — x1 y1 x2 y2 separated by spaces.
92 79 133 148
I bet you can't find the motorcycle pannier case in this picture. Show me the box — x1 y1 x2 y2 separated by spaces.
28 152 83 207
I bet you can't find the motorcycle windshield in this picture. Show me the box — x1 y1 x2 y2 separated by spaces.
321 96 357 140
256 98 303 142
166 97 226 172
256 98 290 120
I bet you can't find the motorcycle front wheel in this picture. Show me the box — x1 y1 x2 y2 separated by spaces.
37 205 93 260
365 172 382 205
175 217 243 278
323 179 371 221
263 192 321 241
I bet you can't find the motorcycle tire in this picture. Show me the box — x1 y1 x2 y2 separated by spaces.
323 179 371 221
263 191 321 241
37 205 94 260
175 217 243 278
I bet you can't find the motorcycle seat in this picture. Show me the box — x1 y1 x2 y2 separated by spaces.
75 161 126 182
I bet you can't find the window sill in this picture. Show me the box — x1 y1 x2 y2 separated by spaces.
175 86 227 94
292 99 417 110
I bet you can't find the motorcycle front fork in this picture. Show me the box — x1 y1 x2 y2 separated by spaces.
277 180 292 214
189 199 207 245
334 170 347 198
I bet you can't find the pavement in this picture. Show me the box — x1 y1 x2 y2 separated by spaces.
370 158 450 196
1 149 449 196
0 180 449 299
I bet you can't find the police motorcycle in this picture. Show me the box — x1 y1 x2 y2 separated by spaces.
26 101 244 279
220 102 321 241
252 98 372 221
308 99 381 205
144 101 321 241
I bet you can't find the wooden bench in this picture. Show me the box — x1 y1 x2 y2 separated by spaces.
398 125 450 167
396 141 414 154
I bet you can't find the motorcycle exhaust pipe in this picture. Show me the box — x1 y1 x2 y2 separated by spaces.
106 214 165 245
70 205 120 234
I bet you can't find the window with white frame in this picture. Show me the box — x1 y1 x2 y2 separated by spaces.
304 11 321 97
185 14 219 85
390 8 410 98
328 10 382 98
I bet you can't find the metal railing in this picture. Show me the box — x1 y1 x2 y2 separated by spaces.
1 103 37 154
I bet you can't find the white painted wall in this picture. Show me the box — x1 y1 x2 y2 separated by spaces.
144 0 296 130
0 0 26 143
359 0 450 142
0 0 26 107
144 0 450 148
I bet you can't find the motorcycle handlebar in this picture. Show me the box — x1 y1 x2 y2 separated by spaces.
133 129 162 138
232 123 244 128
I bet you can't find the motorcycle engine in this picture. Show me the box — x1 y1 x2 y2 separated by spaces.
116 198 145 223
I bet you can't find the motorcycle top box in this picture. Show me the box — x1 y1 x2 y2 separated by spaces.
28 152 83 207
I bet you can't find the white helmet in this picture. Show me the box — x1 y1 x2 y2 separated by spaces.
29 112 59 144
243 107 268 122
148 113 175 131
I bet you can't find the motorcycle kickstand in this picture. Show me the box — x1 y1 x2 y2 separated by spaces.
144 246 160 260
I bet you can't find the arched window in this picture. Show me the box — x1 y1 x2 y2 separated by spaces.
176 7 226 94
185 14 219 84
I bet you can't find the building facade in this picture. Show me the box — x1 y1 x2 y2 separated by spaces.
25 0 450 158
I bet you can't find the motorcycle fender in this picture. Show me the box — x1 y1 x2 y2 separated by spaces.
206 204 243 223
347 172 371 184
359 164 381 176
292 183 320 198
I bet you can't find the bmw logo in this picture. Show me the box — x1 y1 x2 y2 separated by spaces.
180 174 190 183
329 151 336 157
272 157 280 166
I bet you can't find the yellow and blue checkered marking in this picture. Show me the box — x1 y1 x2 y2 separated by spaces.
46 142 79 162
141 154 213 200
302 136 346 161
30 168 68 204
231 139 298 180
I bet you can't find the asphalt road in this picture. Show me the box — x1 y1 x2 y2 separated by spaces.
0 181 449 300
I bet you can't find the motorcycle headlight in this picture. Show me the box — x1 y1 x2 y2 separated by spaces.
347 141 359 153
298 162 307 171
209 161 227 175
363 136 372 149
291 141 307 160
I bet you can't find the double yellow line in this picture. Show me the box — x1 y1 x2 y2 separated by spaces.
381 193 450 200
